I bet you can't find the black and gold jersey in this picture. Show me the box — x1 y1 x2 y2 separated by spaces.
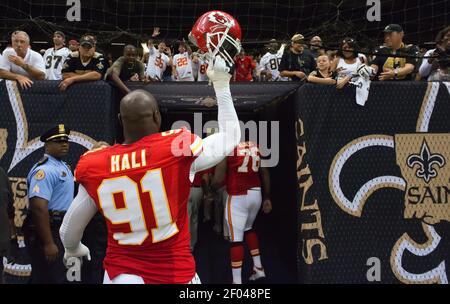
61 51 108 76
370 43 420 80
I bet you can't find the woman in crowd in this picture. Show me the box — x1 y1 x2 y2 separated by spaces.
331 38 367 89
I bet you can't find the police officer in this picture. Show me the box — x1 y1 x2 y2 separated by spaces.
25 124 74 284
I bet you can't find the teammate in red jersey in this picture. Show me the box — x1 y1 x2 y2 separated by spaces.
233 49 257 82
212 141 272 284
59 55 241 284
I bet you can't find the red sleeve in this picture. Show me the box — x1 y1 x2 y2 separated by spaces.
169 128 203 158
185 129 203 158
74 154 88 184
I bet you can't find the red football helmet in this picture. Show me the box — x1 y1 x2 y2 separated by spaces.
189 10 242 67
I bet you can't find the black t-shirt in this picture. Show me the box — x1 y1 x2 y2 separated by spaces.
370 43 420 80
309 69 337 79
61 51 107 76
278 48 316 81
105 56 145 81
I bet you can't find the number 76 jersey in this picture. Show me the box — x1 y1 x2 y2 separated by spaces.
74 128 203 283
226 141 262 195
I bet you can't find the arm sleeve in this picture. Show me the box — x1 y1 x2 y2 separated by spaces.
258 56 267 72
137 61 145 79
278 53 289 72
94 56 107 75
32 52 46 74
105 57 123 79
419 49 434 78
0 52 11 71
28 170 53 201
369 51 384 69
190 80 240 176
61 55 75 73
405 46 419 66
59 184 98 250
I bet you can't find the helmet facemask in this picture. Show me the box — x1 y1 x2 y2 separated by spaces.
205 28 241 68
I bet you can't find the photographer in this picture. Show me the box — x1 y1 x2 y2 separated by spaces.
419 26 450 81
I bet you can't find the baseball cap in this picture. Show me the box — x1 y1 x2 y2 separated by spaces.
80 36 96 47
68 39 79 45
383 24 403 33
54 31 65 40
291 34 305 44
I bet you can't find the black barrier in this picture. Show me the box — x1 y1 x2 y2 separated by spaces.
296 82 450 284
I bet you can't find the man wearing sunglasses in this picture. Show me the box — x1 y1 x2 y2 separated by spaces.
25 124 74 283
59 34 107 91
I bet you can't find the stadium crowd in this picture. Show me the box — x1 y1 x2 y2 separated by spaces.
0 24 449 94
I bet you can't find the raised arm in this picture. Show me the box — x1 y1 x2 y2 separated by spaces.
190 56 241 175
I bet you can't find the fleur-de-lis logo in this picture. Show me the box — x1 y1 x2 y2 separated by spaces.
406 139 445 183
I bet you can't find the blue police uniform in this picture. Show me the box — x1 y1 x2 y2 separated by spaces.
27 154 74 211
24 124 74 284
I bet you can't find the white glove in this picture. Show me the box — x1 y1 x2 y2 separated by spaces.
357 64 376 79
207 55 231 87
63 243 91 265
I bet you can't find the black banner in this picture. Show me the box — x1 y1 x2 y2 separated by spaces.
296 82 450 284
0 80 115 228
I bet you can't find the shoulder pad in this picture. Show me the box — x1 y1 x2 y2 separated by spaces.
37 156 49 166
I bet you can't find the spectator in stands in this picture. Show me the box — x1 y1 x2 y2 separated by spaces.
309 36 325 60
68 39 79 52
279 34 316 82
258 39 288 81
43 31 70 80
358 24 419 81
192 51 209 82
172 42 194 81
146 40 172 82
307 54 337 85
233 48 256 82
419 25 450 81
105 45 146 94
331 38 367 89
0 31 45 89
59 34 107 91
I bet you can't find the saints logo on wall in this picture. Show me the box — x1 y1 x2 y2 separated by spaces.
396 134 449 224
328 82 450 284
0 80 106 228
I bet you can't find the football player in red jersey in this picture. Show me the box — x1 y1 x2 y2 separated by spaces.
60 10 242 285
212 141 272 284
59 55 240 284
